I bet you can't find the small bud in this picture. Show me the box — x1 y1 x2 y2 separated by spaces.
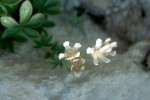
87 47 94 54
95 39 102 48
74 43 81 49
105 38 111 44
63 41 70 49
111 42 117 47
59 53 65 59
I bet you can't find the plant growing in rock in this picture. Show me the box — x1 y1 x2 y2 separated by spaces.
0 0 117 77
0 0 64 68
59 38 117 77
68 11 86 36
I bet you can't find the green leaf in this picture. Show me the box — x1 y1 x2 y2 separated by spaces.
50 64 58 70
0 3 7 16
1 0 21 5
4 4 18 14
44 0 60 7
19 0 33 24
33 38 43 48
2 28 19 38
33 38 41 45
43 20 55 27
47 58 63 70
39 31 52 47
34 45 42 48
31 0 47 10
45 36 52 45
40 32 46 45
1 16 18 28
12 34 27 42
45 7 61 15
26 13 45 28
23 28 39 38
69 12 84 28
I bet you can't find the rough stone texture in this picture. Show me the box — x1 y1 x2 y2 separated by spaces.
105 0 150 42
147 51 150 69
63 0 150 43
96 0 150 42
139 0 150 17
0 38 150 100
1 0 150 99
0 17 150 99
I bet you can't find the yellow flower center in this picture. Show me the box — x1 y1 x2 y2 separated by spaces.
72 61 82 72
92 49 102 58
65 49 76 59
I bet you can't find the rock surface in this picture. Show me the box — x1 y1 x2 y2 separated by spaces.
0 24 150 100
62 0 150 42
0 42 150 100
0 0 150 100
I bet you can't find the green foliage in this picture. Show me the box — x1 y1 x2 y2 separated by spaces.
0 0 21 16
69 11 84 28
31 0 61 15
1 16 18 28
0 0 64 69
33 31 52 48
23 27 39 38
19 0 33 24
43 20 55 27
2 27 19 38
47 57 63 69
0 0 21 5
0 3 7 16
26 13 45 28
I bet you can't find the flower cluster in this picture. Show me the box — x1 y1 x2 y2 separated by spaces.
59 38 117 77
87 38 117 65
59 41 85 77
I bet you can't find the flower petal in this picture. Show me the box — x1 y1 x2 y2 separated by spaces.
73 59 79 62
74 72 80 77
75 52 80 58
66 57 74 60
110 42 117 47
106 48 112 53
81 66 85 70
99 55 110 63
104 38 111 44
95 39 102 49
58 53 65 59
110 51 116 56
93 58 99 65
87 47 94 54
74 43 81 49
100 44 111 52
71 65 73 70
63 41 70 49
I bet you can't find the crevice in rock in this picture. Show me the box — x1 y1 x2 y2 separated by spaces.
74 2 131 53
142 49 150 71
75 2 107 27
141 7 146 18
87 13 106 26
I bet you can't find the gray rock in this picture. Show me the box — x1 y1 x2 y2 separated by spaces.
0 38 150 100
146 50 150 69
61 0 150 42
139 0 150 16
106 0 150 42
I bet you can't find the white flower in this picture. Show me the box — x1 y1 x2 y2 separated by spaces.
71 58 85 77
87 38 117 65
59 41 81 60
